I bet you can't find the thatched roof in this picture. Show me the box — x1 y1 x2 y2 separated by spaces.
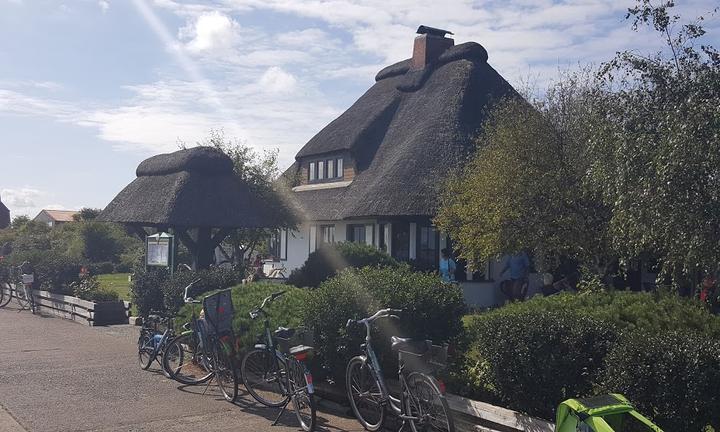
0 198 9 229
99 147 278 228
288 41 518 220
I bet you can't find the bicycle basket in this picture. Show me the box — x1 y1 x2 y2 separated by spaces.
398 343 448 374
275 327 314 355
202 289 234 336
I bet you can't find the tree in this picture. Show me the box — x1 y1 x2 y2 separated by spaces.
73 208 101 221
587 1 720 281
435 74 612 274
182 130 297 267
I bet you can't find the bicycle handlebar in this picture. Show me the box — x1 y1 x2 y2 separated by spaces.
249 291 286 318
183 278 203 304
346 308 403 328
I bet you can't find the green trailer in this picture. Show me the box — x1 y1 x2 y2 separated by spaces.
555 394 663 432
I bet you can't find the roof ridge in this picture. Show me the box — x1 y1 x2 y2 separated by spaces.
375 42 488 83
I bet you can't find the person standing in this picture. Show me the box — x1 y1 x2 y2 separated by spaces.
500 251 531 301
439 248 457 283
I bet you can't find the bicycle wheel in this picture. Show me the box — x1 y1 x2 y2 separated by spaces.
346 356 385 431
214 340 238 402
164 332 214 385
241 348 289 407
404 372 454 432
0 282 10 308
288 359 316 432
138 330 155 370
14 284 29 310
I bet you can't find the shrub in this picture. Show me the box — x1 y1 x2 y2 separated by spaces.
463 310 616 419
288 242 399 288
131 268 168 317
469 291 720 337
5 249 81 293
176 281 308 353
301 265 465 385
162 267 243 314
602 331 720 432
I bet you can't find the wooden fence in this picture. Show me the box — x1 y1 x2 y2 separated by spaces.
1 284 131 326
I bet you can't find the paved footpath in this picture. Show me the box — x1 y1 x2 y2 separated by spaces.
0 306 363 432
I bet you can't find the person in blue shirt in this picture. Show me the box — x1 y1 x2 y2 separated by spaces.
439 248 457 283
500 251 530 301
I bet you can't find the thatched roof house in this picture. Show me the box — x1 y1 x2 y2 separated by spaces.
278 26 518 273
0 197 9 229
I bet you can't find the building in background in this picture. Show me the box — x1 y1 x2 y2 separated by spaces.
0 196 9 229
33 209 79 228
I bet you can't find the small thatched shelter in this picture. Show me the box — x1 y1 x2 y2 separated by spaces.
99 146 282 269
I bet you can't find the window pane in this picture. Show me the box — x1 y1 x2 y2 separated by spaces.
318 161 325 180
336 158 343 178
309 162 316 181
349 224 365 243
327 159 335 179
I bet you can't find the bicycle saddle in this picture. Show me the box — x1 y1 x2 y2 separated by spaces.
274 327 295 338
390 336 430 354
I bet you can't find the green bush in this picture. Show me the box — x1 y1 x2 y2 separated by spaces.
5 249 81 293
463 310 616 419
288 242 399 288
176 281 308 353
131 268 168 317
459 291 720 429
471 291 720 337
602 331 720 432
162 267 243 314
301 265 465 385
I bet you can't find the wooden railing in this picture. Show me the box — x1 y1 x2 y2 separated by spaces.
1 284 131 326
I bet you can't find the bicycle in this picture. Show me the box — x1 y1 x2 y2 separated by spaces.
241 291 317 431
138 312 177 378
0 262 37 313
163 283 238 403
345 308 455 432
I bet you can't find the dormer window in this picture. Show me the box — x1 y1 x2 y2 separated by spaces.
307 156 345 183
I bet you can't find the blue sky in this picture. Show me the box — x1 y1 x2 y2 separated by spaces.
1 0 718 218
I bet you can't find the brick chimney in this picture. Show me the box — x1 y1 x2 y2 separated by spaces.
411 25 454 69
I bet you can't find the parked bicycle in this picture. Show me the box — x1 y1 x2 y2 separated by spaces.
163 282 238 403
241 291 316 431
138 312 176 378
0 261 36 313
345 308 455 432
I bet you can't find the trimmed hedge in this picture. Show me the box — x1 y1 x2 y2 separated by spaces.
462 311 616 418
603 331 720 432
287 242 399 288
301 265 465 384
459 291 720 430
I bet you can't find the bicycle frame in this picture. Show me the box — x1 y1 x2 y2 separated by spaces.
358 319 407 416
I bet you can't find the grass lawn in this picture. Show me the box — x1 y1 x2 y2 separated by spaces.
97 273 136 315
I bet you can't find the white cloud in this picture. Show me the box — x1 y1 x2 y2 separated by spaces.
258 67 298 93
180 11 240 54
1 188 43 218
98 0 109 13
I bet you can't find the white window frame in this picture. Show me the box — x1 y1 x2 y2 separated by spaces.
309 162 316 181
327 159 335 179
318 161 325 180
336 158 343 178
